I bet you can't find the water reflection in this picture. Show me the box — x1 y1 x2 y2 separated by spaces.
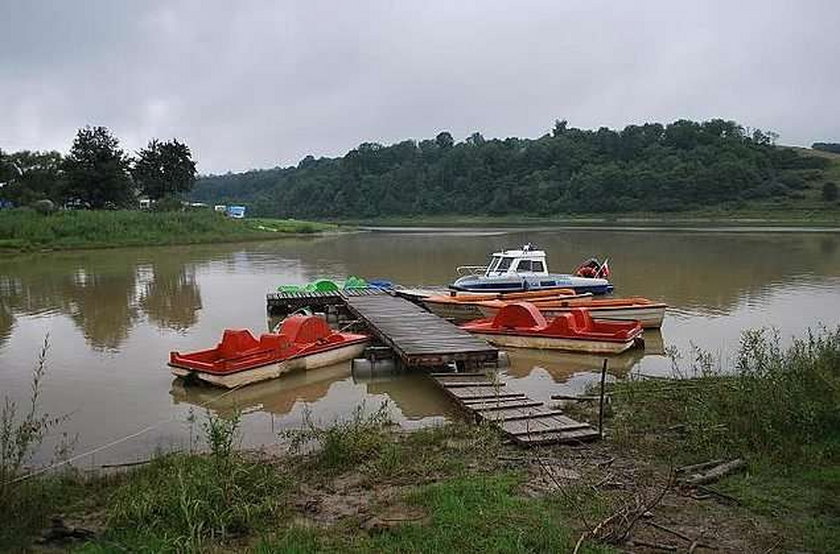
170 363 453 422
505 347 646 382
170 363 351 417
140 261 202 332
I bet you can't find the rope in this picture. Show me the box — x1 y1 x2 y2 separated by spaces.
6 381 249 485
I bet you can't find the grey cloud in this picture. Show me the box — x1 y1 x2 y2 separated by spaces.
1 0 838 173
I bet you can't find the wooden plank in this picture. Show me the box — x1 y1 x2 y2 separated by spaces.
465 399 544 411
439 381 502 388
429 372 490 379
514 428 601 445
503 420 594 436
427 373 598 447
449 390 525 401
479 409 567 422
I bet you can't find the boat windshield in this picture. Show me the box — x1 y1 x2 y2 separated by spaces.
495 257 514 272
487 256 501 272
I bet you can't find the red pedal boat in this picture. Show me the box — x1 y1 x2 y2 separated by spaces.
169 315 370 388
460 302 643 354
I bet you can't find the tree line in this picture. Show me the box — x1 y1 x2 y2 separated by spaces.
0 127 196 210
191 119 833 218
812 142 840 155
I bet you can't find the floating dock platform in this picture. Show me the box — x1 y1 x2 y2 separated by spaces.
344 295 498 368
430 372 599 446
267 289 497 369
266 288 385 317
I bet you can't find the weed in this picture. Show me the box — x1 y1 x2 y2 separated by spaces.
100 411 287 552
612 327 840 464
0 335 71 550
284 402 393 474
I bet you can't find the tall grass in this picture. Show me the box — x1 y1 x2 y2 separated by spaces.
0 335 71 550
101 411 288 553
0 209 334 253
284 403 395 474
612 327 840 463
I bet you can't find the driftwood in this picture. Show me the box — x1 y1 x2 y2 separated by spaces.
675 459 725 474
628 539 678 551
682 459 745 486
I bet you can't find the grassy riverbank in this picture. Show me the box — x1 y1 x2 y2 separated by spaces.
0 209 338 254
3 327 839 553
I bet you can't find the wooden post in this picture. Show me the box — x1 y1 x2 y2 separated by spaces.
598 358 608 438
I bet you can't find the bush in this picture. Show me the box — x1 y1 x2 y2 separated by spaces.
611 327 840 464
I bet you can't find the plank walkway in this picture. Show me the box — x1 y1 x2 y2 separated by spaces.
430 373 600 446
266 288 385 317
344 295 497 367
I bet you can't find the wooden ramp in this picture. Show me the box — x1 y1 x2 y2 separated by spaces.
430 373 600 446
344 295 497 367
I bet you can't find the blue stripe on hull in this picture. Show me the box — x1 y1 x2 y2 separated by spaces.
449 283 614 295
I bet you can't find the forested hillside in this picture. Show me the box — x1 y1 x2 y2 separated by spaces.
191 119 837 218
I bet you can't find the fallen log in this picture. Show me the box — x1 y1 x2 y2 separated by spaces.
683 459 745 486
675 459 725 474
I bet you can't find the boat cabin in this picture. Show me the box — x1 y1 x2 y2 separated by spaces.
484 244 549 277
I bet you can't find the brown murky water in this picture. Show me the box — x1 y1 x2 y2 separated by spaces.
2 227 839 465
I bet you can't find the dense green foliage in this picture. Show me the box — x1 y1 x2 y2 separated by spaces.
0 127 197 209
192 119 833 217
62 126 134 209
132 138 197 200
612 328 840 463
813 142 840 154
0 150 64 206
0 209 333 253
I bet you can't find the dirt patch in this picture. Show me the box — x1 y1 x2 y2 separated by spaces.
506 442 778 553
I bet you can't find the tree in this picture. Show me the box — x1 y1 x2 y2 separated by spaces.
0 150 64 206
823 182 838 202
435 131 454 149
62 126 133 208
132 138 197 201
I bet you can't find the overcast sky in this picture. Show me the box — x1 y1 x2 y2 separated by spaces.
1 1 838 174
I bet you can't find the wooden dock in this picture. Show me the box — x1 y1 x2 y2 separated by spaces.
430 373 600 446
344 295 498 368
266 288 386 317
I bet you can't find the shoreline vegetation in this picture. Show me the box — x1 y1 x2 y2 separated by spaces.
2 206 839 259
3 327 838 553
0 209 338 255
191 120 840 222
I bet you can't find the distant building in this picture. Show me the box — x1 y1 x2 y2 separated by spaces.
226 205 246 219
139 198 152 209
214 205 227 213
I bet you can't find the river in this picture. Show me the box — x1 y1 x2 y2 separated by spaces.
1 227 839 466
